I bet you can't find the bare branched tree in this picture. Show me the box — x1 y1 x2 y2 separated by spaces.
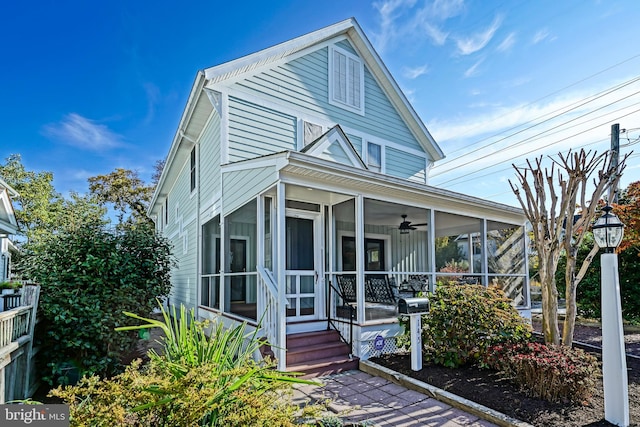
509 149 628 346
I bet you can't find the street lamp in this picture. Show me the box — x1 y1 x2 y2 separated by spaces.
592 204 628 427
592 205 625 253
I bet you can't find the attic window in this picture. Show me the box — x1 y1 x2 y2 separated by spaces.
367 142 382 172
329 46 364 115
303 121 323 146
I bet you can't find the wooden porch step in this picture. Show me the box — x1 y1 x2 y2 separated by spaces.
284 330 359 378
287 354 360 379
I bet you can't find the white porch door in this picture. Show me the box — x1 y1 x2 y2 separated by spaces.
285 210 322 322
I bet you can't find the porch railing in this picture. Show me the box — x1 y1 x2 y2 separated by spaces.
327 278 354 357
0 306 31 348
256 266 286 371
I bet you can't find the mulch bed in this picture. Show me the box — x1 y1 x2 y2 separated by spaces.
371 322 640 427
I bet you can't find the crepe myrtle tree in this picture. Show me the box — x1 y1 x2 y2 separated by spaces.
509 149 628 346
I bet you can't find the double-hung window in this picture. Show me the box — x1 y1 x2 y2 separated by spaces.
329 46 364 114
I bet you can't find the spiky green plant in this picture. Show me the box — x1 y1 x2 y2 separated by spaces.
52 303 321 426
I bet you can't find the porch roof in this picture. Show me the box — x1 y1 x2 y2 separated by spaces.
223 150 526 225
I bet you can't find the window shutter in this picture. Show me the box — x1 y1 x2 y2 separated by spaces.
349 58 361 108
333 50 347 104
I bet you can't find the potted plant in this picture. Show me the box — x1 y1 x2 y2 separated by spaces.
0 281 20 295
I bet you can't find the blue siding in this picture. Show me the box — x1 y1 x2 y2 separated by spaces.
228 97 296 162
386 146 426 183
199 114 221 205
232 43 425 155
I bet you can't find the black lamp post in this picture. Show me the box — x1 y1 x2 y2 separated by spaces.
592 205 624 253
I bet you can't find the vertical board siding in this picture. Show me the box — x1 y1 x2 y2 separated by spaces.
233 43 426 156
228 97 296 162
199 114 221 204
336 221 430 273
386 146 426 183
222 167 278 215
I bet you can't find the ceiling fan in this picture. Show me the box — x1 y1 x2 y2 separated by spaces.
398 214 427 232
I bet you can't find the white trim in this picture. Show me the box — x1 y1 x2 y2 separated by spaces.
284 208 324 322
220 91 229 164
207 37 345 90
328 45 365 116
217 85 430 160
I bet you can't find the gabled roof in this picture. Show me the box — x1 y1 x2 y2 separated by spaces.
0 177 19 235
301 125 367 169
203 17 444 162
149 18 446 217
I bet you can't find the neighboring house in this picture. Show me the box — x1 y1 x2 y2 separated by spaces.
150 18 530 372
0 177 19 283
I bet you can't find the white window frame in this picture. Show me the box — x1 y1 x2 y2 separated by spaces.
328 46 365 115
366 141 382 173
189 146 197 194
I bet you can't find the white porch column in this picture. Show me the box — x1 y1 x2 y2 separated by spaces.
275 182 287 371
355 195 365 324
428 209 436 293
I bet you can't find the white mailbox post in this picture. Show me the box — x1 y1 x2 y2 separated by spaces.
398 297 430 371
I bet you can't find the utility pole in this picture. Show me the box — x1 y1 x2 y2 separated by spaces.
610 123 620 204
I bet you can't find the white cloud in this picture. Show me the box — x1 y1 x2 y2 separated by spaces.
372 0 418 52
372 0 464 51
463 59 483 78
425 0 465 20
43 113 123 151
455 15 503 55
403 64 430 79
497 32 516 52
423 23 449 45
532 28 551 44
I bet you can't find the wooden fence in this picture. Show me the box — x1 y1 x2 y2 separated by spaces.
0 285 40 403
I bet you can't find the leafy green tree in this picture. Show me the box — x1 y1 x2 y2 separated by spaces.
88 168 153 224
22 222 174 385
0 154 63 242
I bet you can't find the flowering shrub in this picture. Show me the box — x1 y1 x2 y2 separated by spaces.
406 284 532 368
484 342 599 403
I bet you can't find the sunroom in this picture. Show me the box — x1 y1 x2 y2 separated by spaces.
197 151 529 369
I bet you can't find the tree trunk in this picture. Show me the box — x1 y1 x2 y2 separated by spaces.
540 265 560 345
562 280 578 347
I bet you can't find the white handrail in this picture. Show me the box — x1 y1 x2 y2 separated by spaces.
257 266 287 370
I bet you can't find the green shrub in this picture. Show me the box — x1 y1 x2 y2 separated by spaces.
52 304 321 426
52 360 304 427
412 284 532 368
484 342 598 403
22 223 174 385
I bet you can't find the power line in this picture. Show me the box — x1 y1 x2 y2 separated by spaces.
441 54 640 159
435 101 640 188
432 89 640 178
432 74 640 175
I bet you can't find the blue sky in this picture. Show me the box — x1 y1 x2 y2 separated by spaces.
2 0 639 207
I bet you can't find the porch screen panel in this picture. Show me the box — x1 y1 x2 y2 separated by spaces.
225 200 258 320
434 211 481 285
201 216 220 309
487 221 527 306
333 199 356 273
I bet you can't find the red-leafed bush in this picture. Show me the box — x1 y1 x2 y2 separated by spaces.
484 342 598 403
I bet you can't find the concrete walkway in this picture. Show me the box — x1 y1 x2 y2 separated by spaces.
292 369 500 426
